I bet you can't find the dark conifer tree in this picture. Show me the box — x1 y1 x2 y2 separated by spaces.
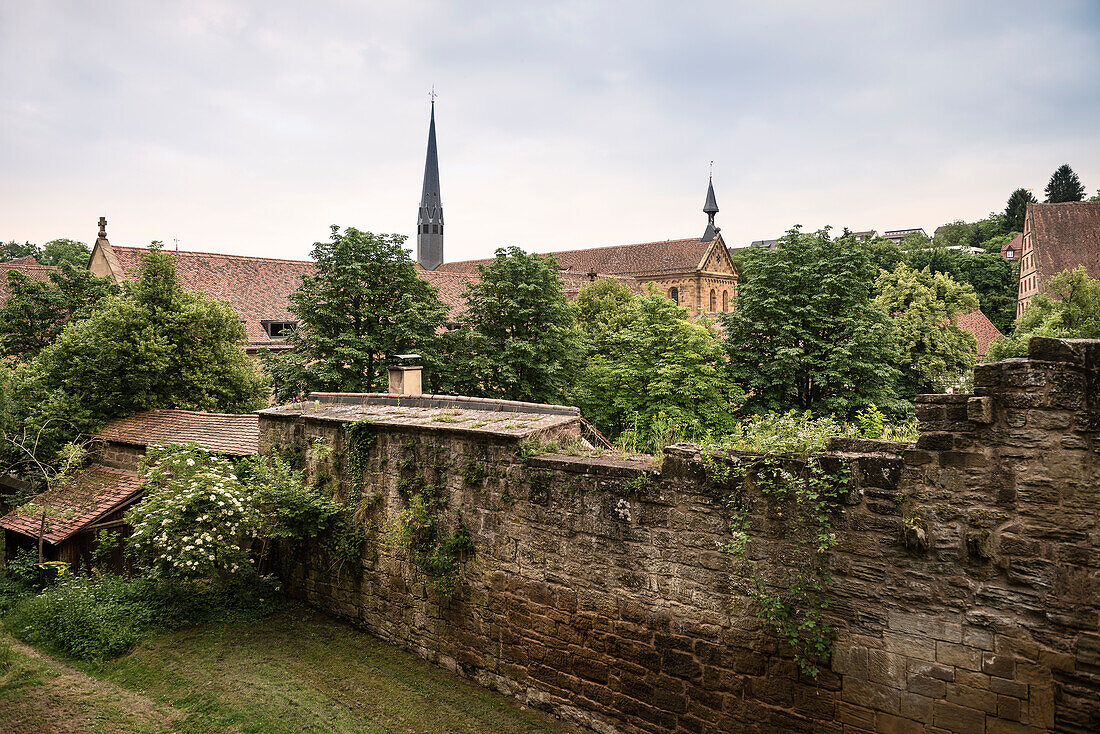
1004 188 1037 232
1044 164 1086 203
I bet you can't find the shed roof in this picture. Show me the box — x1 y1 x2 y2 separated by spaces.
0 465 141 544
97 409 259 456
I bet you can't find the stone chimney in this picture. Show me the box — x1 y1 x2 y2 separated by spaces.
387 354 423 395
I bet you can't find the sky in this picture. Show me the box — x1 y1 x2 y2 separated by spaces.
2 1 1098 263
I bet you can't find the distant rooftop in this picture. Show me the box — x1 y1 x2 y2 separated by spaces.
98 409 259 455
260 393 581 438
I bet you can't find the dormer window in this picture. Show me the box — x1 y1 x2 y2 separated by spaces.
1006 250 1014 258
262 320 298 338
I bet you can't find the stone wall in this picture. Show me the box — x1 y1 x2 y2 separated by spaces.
261 337 1100 733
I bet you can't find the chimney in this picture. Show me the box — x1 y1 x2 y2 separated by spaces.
388 354 423 395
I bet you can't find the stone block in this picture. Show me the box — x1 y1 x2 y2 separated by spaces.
867 649 907 688
981 653 1014 679
908 675 946 698
888 611 963 643
966 396 994 424
932 700 986 734
900 692 933 724
946 684 996 714
836 701 876 728
876 712 926 734
916 432 955 451
842 677 900 714
937 641 981 671
989 676 1027 699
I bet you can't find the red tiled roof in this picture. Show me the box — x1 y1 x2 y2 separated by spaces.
436 236 713 277
1001 233 1023 259
0 261 56 303
110 247 312 348
0 464 141 544
956 309 1003 358
111 247 475 344
97 409 259 455
1028 202 1100 283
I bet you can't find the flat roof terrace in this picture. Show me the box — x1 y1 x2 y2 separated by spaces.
258 393 582 438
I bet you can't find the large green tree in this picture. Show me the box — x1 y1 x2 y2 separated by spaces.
0 263 117 359
720 228 902 418
1045 164 1086 203
573 283 737 449
1004 188 1037 231
267 227 447 401
904 247 1017 334
440 247 581 404
0 241 41 262
985 266 1100 361
874 264 979 396
4 247 268 468
39 239 91 267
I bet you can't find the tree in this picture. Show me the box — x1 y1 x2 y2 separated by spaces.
1045 164 1086 203
4 247 268 467
904 247 1018 334
573 285 738 450
934 221 975 248
1004 188 1037 232
720 227 902 418
874 264 979 396
266 227 447 402
0 263 117 359
0 241 41 262
985 266 1100 361
440 247 581 404
39 239 90 267
900 231 932 250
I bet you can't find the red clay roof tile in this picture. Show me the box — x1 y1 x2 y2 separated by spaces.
97 409 259 455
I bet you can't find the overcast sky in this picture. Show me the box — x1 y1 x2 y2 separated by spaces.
2 1 1098 263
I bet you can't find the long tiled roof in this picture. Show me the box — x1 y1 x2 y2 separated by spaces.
955 309 1003 358
0 464 141 544
97 409 259 455
110 247 476 345
436 236 713 277
0 260 56 302
1028 202 1100 283
111 247 312 348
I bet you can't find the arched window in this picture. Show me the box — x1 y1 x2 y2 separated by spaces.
722 290 729 312
668 287 679 305
709 289 716 312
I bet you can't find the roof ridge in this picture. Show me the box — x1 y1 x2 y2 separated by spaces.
113 245 313 266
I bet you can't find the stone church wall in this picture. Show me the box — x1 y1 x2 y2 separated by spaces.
261 337 1099 733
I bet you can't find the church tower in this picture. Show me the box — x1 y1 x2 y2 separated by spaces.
417 100 444 270
701 175 719 242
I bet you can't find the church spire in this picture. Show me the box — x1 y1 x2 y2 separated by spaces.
701 171 719 242
417 95 444 270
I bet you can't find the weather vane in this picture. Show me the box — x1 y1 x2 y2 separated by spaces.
709 160 714 178
430 85 437 104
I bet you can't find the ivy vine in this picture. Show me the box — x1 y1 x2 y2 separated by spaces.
707 450 847 677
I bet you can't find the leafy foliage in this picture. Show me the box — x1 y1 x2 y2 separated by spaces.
874 263 979 396
127 445 257 579
38 239 90 268
0 242 41 262
0 262 117 359
985 266 1100 361
440 247 582 404
904 246 1018 334
3 247 267 466
1045 163 1086 203
574 284 738 451
267 227 447 401
720 227 902 419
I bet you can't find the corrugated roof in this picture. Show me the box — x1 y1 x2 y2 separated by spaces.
97 409 259 455
0 465 141 544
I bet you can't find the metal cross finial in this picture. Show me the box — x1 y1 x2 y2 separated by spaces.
430 85 436 104
98 216 107 238
709 160 713 179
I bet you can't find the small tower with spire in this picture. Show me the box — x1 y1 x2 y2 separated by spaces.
417 95 444 270
701 170 719 242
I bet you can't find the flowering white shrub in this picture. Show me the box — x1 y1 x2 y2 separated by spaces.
127 444 259 579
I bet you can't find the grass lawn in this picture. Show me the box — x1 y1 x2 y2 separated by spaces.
0 606 578 734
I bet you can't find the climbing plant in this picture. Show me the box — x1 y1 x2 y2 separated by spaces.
706 449 848 677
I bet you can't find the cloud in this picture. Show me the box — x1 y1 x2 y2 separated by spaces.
1 0 1097 262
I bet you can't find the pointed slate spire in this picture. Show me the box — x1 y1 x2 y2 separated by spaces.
417 98 444 270
701 175 719 242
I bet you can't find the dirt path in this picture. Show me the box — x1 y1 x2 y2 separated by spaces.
0 633 177 734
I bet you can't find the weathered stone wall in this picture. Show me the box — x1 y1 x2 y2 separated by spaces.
262 337 1099 733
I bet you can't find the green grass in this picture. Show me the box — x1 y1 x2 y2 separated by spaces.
1 607 575 734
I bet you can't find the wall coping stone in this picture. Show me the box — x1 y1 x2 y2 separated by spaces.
526 453 655 477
